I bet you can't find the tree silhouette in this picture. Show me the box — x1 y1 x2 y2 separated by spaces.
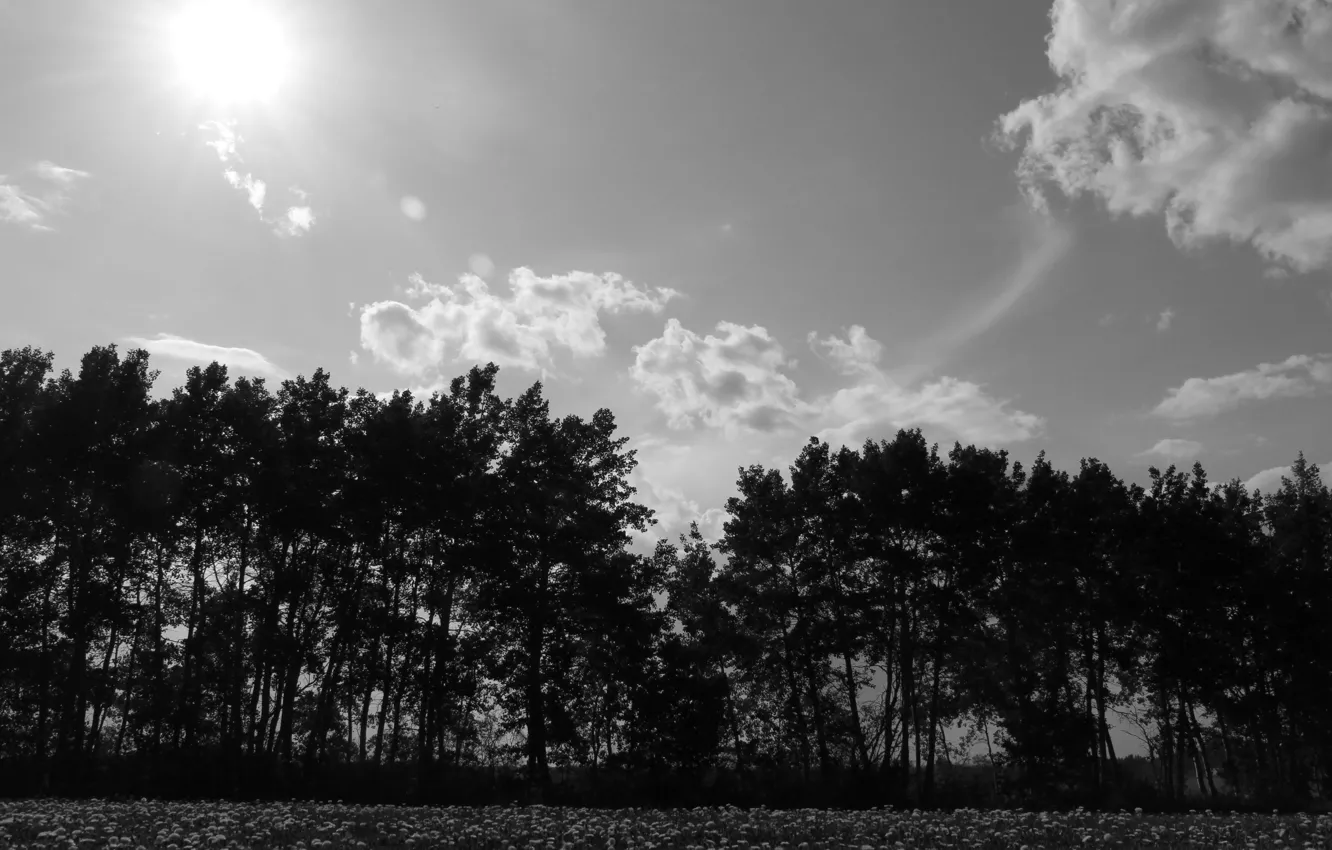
1 342 1328 808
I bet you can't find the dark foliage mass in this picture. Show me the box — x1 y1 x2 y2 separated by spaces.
1 344 1329 809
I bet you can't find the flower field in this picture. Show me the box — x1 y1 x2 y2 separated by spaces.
1 802 1330 850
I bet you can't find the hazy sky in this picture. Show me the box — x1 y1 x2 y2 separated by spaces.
4 0 1331 546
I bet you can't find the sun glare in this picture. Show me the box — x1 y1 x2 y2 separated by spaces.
168 0 291 106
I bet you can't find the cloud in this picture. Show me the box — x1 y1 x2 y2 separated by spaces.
1244 459 1332 495
631 321 1045 445
809 324 883 376
32 161 89 185
1153 353 1332 419
917 211 1073 368
631 319 810 434
125 333 286 379
999 0 1332 274
275 205 314 237
627 461 727 552
1139 438 1203 459
1 161 90 231
1156 308 1176 332
360 267 678 377
201 120 315 236
224 170 266 212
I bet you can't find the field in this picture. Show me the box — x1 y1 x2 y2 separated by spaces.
2 802 1331 850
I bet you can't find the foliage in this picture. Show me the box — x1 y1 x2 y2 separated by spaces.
1 344 1330 809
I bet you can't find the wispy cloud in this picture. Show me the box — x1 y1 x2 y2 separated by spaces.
125 333 286 379
360 267 678 378
1154 354 1332 420
630 321 1044 445
0 161 90 231
1138 438 1203 460
907 208 1072 379
200 120 314 237
999 0 1332 274
1156 308 1175 333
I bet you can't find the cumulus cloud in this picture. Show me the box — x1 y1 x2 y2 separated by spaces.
1244 459 1332 495
125 333 286 379
360 267 678 377
275 205 314 237
631 321 1045 446
201 120 314 237
1 160 89 231
1153 353 1332 419
999 0 1332 274
1139 437 1203 459
1157 308 1176 332
630 319 810 434
809 324 883 376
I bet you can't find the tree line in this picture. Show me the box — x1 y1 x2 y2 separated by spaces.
0 344 1328 808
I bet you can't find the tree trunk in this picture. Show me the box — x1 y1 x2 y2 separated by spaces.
525 559 551 788
923 646 943 803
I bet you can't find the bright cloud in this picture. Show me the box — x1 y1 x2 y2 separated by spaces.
360 267 678 377
1156 308 1176 332
125 333 286 379
631 319 810 434
999 0 1332 273
224 170 266 212
201 120 314 236
1154 353 1332 419
809 324 883 376
631 321 1045 445
275 205 314 237
1139 438 1203 459
0 161 89 231
1244 459 1332 495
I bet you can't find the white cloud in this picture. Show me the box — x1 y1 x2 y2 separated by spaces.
125 333 286 379
201 121 315 236
0 183 43 228
0 160 89 231
631 321 1045 446
1139 438 1203 459
32 161 89 185
809 324 883 376
999 0 1332 274
1153 353 1332 419
224 170 266 212
360 267 677 377
1244 460 1332 495
631 319 810 434
201 119 240 162
1156 308 1176 332
275 205 314 237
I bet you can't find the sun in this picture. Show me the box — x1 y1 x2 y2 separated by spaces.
167 0 291 106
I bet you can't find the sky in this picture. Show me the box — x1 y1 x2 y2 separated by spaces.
4 0 1331 548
